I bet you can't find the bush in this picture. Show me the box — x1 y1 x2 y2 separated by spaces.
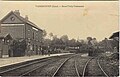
109 53 119 60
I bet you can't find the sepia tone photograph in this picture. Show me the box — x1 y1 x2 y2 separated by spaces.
0 1 119 77
0 0 118 2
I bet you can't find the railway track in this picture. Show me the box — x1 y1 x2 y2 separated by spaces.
0 57 53 76
75 60 80 77
97 58 109 77
82 57 109 77
0 53 110 77
21 58 61 76
21 56 70 76
0 54 73 76
22 54 78 76
52 55 80 77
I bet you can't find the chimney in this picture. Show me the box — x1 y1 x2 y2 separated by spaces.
25 15 28 20
14 10 20 15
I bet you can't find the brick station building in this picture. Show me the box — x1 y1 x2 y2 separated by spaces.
0 10 43 57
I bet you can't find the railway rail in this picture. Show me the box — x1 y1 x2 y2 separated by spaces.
0 53 110 77
21 58 59 76
21 55 73 76
75 60 80 77
82 57 109 77
52 55 80 77
0 57 52 76
0 54 73 76
97 58 109 77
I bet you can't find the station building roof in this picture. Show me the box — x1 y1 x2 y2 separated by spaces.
0 34 13 40
0 10 43 32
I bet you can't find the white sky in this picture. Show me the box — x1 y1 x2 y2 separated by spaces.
0 1 119 41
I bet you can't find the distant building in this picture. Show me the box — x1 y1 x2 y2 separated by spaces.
109 31 119 52
0 10 43 57
109 31 119 41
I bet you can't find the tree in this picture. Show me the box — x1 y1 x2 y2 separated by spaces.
42 29 47 38
52 35 60 45
76 40 82 47
60 35 69 46
68 39 76 47
79 40 85 44
43 39 51 46
49 32 54 40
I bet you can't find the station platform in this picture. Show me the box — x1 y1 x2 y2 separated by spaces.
0 53 72 68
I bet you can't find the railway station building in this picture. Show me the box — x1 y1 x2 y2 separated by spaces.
0 10 43 57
